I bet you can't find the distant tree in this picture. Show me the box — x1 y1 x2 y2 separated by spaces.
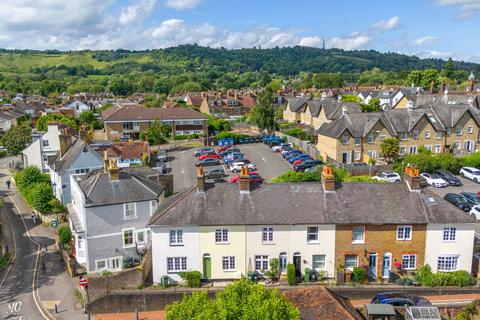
248 87 276 133
341 94 362 103
443 58 455 79
141 119 171 145
380 138 400 164
360 98 381 113
108 77 134 96
165 279 300 320
1 124 32 155
36 114 79 131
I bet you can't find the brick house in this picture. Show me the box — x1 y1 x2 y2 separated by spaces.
101 103 208 140
199 91 256 118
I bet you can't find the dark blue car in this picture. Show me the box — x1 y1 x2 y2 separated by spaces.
371 292 431 307
283 150 302 159
288 154 311 163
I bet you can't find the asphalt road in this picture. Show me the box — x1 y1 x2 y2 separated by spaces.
0 188 51 319
167 143 292 191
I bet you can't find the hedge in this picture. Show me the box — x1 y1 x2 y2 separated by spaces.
287 263 296 285
179 271 202 288
216 132 248 140
173 133 206 140
58 225 72 246
415 265 476 287
392 152 480 175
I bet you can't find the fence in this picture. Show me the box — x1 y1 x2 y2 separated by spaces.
276 131 321 159
326 156 393 176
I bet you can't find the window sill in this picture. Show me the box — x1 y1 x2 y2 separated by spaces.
223 269 237 273
352 241 365 245
396 238 412 241
169 243 184 247
123 217 137 220
262 242 275 245
123 245 135 249
167 271 188 274
307 241 320 245
215 242 230 245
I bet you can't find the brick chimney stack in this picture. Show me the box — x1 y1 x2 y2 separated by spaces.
103 151 110 172
108 159 119 181
197 165 205 193
404 165 421 192
58 129 71 158
239 166 250 194
79 125 90 144
321 166 335 192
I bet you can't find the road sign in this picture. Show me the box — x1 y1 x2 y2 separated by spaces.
79 277 88 287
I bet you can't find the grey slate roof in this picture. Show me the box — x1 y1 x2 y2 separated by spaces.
76 168 165 207
317 113 394 138
148 182 476 227
286 97 310 112
428 103 480 128
50 139 102 175
306 98 361 120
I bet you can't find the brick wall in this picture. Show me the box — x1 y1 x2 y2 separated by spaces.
335 224 427 278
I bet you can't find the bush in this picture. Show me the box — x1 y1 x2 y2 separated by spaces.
287 263 296 285
352 267 367 284
0 150 7 158
216 132 248 140
270 170 320 183
393 153 460 174
179 271 202 288
57 225 72 246
14 166 51 194
27 182 54 213
284 128 307 140
415 265 476 287
173 133 205 140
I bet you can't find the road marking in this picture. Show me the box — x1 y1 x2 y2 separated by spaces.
8 194 54 320
181 169 184 174
42 301 62 310
261 157 268 163
0 205 17 290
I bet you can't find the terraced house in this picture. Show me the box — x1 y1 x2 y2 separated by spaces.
317 103 480 164
148 167 476 284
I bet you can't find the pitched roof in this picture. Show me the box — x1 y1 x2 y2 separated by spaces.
95 141 149 160
186 94 204 107
317 113 394 139
102 104 208 122
76 168 164 207
284 287 363 320
286 97 310 112
50 139 102 175
148 181 475 226
428 103 480 128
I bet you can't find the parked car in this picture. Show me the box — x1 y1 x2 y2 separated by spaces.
288 154 311 164
198 154 221 161
157 150 167 162
304 165 322 173
419 173 448 188
230 173 264 184
469 205 480 220
444 193 472 211
272 143 292 152
372 172 401 182
460 167 480 183
283 150 302 158
230 162 256 173
433 169 462 186
224 155 243 165
195 147 215 157
217 146 232 153
371 293 432 307
195 158 220 167
153 161 167 174
205 168 227 179
293 160 323 172
285 152 304 161
281 147 295 156
460 192 480 205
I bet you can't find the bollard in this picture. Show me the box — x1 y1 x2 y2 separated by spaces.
54 304 58 313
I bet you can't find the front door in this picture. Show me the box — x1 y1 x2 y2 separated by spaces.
382 254 391 279
203 256 211 280
293 254 302 279
368 254 378 280
342 152 348 164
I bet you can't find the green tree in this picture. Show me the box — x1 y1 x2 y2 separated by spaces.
380 138 399 164
108 77 134 96
166 278 300 320
27 182 54 213
36 114 79 131
141 120 171 145
360 98 381 112
248 87 276 133
14 166 50 192
443 58 455 79
1 124 32 155
78 111 101 130
341 94 361 103
57 225 72 245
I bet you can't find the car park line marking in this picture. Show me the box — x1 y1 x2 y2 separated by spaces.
181 169 184 174
262 158 268 163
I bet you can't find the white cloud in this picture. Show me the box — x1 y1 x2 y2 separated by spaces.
164 0 202 10
371 16 400 31
435 0 480 19
411 35 440 46
119 0 157 25
414 50 453 59
299 36 322 47
330 33 371 50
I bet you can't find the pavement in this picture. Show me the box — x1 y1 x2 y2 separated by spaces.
0 161 84 320
167 143 292 191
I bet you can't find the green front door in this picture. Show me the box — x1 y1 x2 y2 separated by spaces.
203 256 212 280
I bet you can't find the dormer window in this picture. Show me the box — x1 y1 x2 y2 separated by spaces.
341 136 349 145
400 132 408 140
413 131 419 139
367 135 374 144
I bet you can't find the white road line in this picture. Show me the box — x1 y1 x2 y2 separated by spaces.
181 169 184 174
0 206 16 290
261 157 268 163
8 194 53 320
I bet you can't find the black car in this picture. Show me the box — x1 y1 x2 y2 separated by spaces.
293 159 323 172
460 192 480 205
205 168 227 179
371 292 432 307
195 158 220 167
434 169 462 186
194 147 215 157
444 193 472 211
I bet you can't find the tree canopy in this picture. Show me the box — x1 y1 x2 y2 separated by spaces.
248 87 276 133
1 124 32 155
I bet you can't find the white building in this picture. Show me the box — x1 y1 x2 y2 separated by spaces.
22 123 63 171
63 99 91 116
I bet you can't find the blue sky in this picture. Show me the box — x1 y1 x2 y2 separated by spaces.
0 0 479 62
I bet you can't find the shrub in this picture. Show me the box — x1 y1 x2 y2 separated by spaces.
415 265 476 287
216 132 247 140
14 166 50 194
287 263 296 285
173 134 203 140
284 128 307 140
393 153 460 174
179 271 202 288
270 170 320 183
27 182 54 213
352 267 367 284
57 225 72 246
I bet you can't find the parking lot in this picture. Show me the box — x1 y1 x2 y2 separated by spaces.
427 176 480 198
166 143 293 191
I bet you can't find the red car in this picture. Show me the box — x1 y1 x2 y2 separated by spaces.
198 154 221 161
230 172 263 184
217 146 232 153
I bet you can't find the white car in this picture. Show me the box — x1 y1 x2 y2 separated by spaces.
420 173 448 188
372 172 401 183
460 167 480 183
271 145 283 152
470 205 480 220
229 162 255 173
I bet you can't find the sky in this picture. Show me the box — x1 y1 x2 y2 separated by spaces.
0 0 479 62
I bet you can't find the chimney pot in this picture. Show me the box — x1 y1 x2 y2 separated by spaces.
239 166 250 193
404 165 421 191
197 165 205 193
108 159 120 181
321 166 335 192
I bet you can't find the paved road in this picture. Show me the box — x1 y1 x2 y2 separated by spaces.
0 178 52 320
167 143 292 191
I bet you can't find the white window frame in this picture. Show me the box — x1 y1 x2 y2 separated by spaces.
42 140 50 147
455 126 462 136
436 132 443 140
352 226 365 244
400 132 408 140
424 131 431 139
345 255 358 271
367 135 374 144
307 226 319 243
353 151 361 161
425 145 432 151
437 255 458 272
312 255 326 271
215 228 229 244
169 229 183 246
95 259 108 271
262 227 274 244
74 168 90 174
402 254 416 270
354 137 361 146
443 227 456 242
467 126 473 134
409 145 417 154
399 146 406 156
254 255 269 271
122 228 135 248
136 229 147 246
434 145 442 153
413 131 419 139
368 150 377 159
222 256 236 271
167 257 188 273
108 256 122 271
396 225 412 240
124 202 137 220
150 200 158 216
341 136 349 145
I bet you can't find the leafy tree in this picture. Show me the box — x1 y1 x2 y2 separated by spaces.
1 124 32 155
141 120 171 145
14 166 50 192
27 182 54 213
78 111 101 130
360 98 381 112
58 225 72 245
166 278 300 320
207 115 231 132
341 94 361 103
108 77 134 96
36 113 79 131
380 138 400 164
443 58 455 79
248 88 276 133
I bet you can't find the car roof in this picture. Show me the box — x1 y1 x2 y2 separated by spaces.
376 292 410 300
464 167 480 171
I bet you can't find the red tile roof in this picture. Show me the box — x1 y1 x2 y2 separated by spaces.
102 104 207 122
95 141 149 160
